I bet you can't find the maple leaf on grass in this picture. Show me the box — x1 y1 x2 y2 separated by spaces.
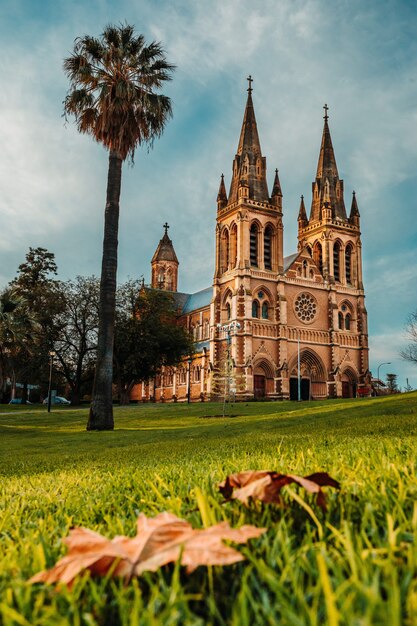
219 471 340 511
29 512 265 587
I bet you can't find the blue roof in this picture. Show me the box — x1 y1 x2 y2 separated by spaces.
182 286 212 314
283 252 299 271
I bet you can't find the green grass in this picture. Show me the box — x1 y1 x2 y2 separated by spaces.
1 393 417 625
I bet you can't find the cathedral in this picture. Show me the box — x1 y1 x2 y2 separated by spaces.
132 81 370 402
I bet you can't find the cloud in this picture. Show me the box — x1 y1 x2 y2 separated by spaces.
0 0 416 384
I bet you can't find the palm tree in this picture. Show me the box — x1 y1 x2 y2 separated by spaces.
63 24 175 430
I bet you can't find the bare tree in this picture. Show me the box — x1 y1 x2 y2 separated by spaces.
400 310 417 365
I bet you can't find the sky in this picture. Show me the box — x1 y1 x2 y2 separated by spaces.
0 0 416 389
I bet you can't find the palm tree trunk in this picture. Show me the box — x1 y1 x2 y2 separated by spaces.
87 150 122 430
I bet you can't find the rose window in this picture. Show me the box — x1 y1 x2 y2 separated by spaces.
294 292 317 323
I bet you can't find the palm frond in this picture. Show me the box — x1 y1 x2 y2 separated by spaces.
63 24 175 162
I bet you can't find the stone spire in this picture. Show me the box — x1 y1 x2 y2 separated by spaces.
151 223 179 292
349 190 360 226
228 77 269 204
217 173 227 210
270 169 282 209
310 105 347 222
298 195 307 225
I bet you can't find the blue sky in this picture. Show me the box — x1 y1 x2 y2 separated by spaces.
0 0 416 388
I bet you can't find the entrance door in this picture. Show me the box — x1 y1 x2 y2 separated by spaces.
290 377 310 400
301 378 310 401
342 381 350 398
254 375 266 399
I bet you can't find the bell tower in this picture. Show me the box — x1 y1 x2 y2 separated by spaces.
151 223 179 292
298 105 364 289
210 78 284 399
297 105 369 393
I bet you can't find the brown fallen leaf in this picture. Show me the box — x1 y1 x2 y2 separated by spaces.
29 512 265 587
219 470 340 511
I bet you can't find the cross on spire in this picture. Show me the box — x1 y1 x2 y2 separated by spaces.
323 103 329 122
163 222 169 235
247 75 253 94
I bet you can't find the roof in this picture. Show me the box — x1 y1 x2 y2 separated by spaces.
283 253 299 272
182 287 212 314
151 232 179 263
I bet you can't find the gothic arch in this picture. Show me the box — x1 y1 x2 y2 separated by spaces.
345 241 354 284
251 284 273 301
253 357 275 398
229 222 238 268
340 365 358 398
250 220 262 267
220 226 230 272
313 240 323 274
289 348 327 400
333 239 343 282
222 288 233 305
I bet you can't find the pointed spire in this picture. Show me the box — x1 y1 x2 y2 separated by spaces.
349 190 360 225
151 224 179 264
309 105 347 222
228 79 269 204
217 173 227 209
316 105 339 180
271 169 282 197
298 195 307 223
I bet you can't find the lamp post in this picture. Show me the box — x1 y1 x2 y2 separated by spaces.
376 362 391 396
187 357 192 404
297 331 301 402
47 351 56 413
217 321 241 417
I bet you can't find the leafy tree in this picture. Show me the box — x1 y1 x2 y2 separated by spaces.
10 248 63 399
114 282 193 404
386 373 398 394
53 277 100 405
63 24 175 430
0 289 39 402
400 310 417 365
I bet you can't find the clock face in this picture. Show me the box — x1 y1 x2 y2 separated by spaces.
294 292 318 323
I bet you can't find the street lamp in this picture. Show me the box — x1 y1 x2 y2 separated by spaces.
187 356 192 404
47 351 56 413
377 362 391 396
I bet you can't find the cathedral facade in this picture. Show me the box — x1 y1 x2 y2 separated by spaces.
133 84 370 402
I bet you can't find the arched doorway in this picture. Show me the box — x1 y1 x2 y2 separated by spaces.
341 368 358 398
253 360 274 399
289 349 327 401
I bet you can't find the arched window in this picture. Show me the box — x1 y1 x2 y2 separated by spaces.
314 242 323 274
166 269 173 291
264 226 272 270
226 302 231 320
230 224 237 268
250 224 258 267
338 312 344 330
204 320 210 339
303 259 308 278
333 242 341 282
345 313 351 331
252 300 260 318
345 245 352 284
221 229 229 272
262 302 269 319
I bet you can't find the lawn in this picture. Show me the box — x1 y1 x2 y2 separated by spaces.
1 393 417 625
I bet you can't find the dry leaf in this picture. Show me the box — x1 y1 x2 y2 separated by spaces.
219 470 340 511
29 512 265 586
